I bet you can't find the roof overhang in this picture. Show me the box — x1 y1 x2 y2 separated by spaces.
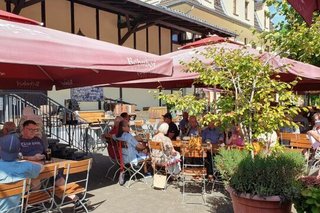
74 0 237 38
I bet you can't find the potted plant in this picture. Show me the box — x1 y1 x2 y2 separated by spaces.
216 148 304 213
156 47 306 212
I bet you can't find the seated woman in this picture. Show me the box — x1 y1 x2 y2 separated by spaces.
116 120 148 166
151 123 181 175
226 126 244 147
185 115 201 137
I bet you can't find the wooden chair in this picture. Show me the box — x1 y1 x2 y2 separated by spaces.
289 138 312 167
148 141 180 190
181 146 207 204
0 179 27 213
54 159 92 213
24 164 58 213
105 138 121 181
279 132 298 146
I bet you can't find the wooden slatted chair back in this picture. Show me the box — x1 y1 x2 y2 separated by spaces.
148 141 163 151
134 120 144 127
290 138 312 149
280 133 298 141
36 164 58 180
182 147 207 158
0 179 26 199
64 159 92 175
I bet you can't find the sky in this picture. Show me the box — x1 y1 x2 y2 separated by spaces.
269 5 286 25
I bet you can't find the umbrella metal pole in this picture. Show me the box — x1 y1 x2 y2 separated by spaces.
119 87 123 102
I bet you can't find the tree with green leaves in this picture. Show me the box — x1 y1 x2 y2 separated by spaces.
259 0 320 67
157 47 300 146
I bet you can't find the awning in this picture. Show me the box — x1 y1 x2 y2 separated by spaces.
0 10 173 90
106 36 320 91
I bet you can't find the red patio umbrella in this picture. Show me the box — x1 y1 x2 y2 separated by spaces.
287 0 320 25
107 37 320 91
0 10 41 25
179 35 240 49
0 10 173 90
103 49 200 89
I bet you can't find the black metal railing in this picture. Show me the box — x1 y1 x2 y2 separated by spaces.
0 92 108 155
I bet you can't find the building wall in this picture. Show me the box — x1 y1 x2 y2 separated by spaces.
20 3 41 22
256 4 270 30
99 11 118 44
74 3 96 39
169 2 267 46
223 0 255 26
46 0 71 33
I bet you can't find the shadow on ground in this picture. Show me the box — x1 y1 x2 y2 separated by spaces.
86 152 119 191
207 195 234 213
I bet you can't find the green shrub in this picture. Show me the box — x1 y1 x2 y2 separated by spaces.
215 148 249 183
216 149 305 202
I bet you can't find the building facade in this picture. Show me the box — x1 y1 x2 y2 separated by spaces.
143 0 270 46
0 0 268 110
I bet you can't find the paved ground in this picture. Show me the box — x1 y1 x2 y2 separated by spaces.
63 151 234 213
61 150 303 213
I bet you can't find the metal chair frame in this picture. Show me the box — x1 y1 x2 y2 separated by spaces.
117 140 147 188
148 141 180 190
24 163 58 213
181 146 207 204
54 159 92 213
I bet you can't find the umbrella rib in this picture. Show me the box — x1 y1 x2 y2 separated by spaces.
37 66 54 82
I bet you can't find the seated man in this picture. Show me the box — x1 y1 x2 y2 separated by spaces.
163 113 179 140
201 121 224 144
0 134 43 213
186 115 201 137
19 120 77 201
179 112 189 136
19 120 46 162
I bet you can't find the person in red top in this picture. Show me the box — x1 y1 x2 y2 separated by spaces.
102 116 123 159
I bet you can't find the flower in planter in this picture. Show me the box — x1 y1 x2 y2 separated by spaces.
294 176 320 213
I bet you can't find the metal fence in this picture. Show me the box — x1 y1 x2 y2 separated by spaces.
0 92 109 154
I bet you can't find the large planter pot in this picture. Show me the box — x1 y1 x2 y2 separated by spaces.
228 188 292 213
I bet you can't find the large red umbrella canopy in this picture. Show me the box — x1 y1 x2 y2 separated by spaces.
0 10 173 90
287 0 320 25
0 10 41 25
107 36 320 91
179 35 240 49
104 49 199 89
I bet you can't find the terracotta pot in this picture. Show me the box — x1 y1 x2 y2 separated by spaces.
228 188 292 213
